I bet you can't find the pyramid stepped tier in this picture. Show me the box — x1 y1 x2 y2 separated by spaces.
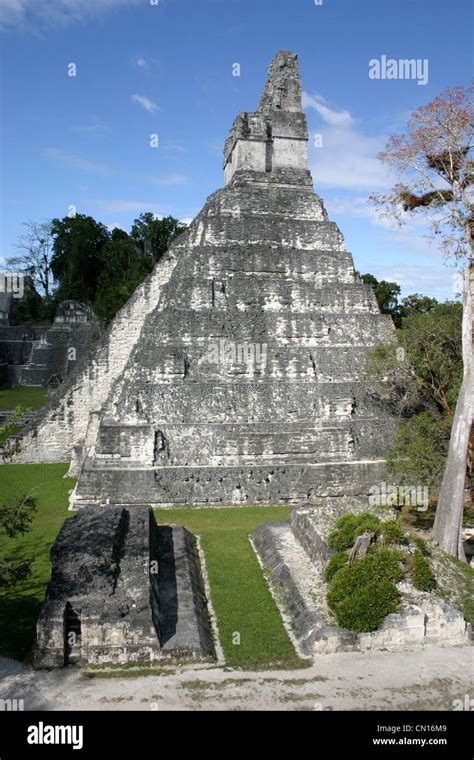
7 51 396 508
105 344 385 383
153 310 392 345
77 461 387 507
106 381 391 423
196 246 356 282
94 419 392 465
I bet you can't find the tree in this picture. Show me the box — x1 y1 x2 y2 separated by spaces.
365 301 463 496
7 221 55 298
0 494 37 586
366 301 462 414
0 405 30 442
93 229 154 324
370 83 473 560
51 214 111 304
399 293 438 319
358 273 402 325
130 213 187 263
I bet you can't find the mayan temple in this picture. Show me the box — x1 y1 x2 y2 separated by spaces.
11 51 396 507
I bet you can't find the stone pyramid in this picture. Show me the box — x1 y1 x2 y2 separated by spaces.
14 51 395 507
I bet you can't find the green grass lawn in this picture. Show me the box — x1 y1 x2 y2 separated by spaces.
0 463 303 669
0 387 48 410
0 463 75 660
154 506 304 670
0 387 49 445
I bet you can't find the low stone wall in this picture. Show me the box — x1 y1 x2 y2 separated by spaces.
253 504 468 656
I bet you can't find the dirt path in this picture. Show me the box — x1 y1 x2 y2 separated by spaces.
0 645 472 711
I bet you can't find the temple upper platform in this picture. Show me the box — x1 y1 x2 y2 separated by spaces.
224 51 309 185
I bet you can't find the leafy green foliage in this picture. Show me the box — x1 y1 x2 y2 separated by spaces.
327 512 381 551
330 579 401 632
323 551 348 582
324 512 440 632
410 550 436 590
399 293 438 318
28 212 189 326
386 412 452 491
0 494 38 538
0 405 30 444
93 229 154 325
327 550 403 632
365 300 462 495
365 301 462 416
130 213 187 263
380 519 405 545
0 494 38 588
359 273 402 325
10 277 45 324
51 214 111 304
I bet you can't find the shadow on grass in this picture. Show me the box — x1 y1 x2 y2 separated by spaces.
0 594 42 661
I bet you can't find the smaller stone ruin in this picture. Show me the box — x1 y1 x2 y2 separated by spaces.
0 300 99 389
253 500 469 655
34 506 215 668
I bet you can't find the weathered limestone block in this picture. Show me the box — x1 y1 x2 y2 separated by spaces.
34 507 214 667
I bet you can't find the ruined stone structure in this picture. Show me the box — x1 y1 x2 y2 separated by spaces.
253 501 469 654
34 507 214 667
0 301 99 389
7 51 396 507
0 292 16 325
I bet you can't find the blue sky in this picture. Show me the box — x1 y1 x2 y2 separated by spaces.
0 0 472 299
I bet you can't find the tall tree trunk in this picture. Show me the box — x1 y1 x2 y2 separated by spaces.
433 266 473 560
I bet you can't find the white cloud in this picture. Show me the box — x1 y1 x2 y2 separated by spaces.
371 263 458 300
302 91 394 192
326 195 441 262
311 127 389 191
0 0 142 30
147 173 189 186
131 94 159 113
43 147 111 175
302 92 355 128
180 217 193 226
135 56 148 69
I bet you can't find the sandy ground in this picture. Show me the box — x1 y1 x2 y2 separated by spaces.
0 645 472 711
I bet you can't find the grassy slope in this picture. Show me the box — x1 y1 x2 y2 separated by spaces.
0 387 48 410
0 464 75 660
0 387 49 445
154 506 303 670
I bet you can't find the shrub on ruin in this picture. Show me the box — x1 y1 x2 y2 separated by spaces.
380 519 405 545
327 549 404 632
410 550 435 591
329 578 401 632
327 512 381 552
323 551 348 582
